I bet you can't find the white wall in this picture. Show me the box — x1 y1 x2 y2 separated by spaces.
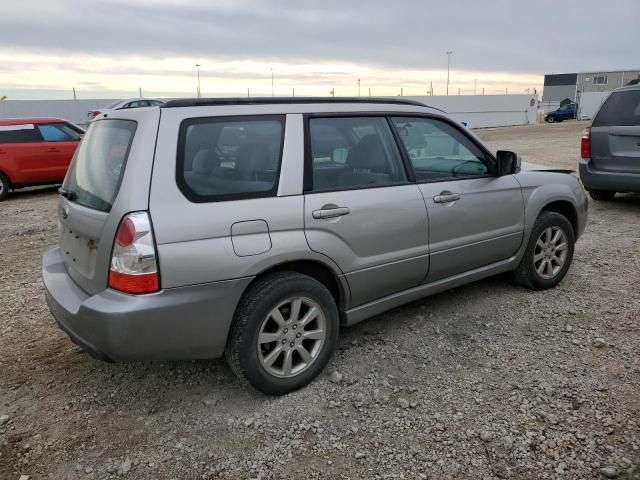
577 92 610 120
399 94 538 128
0 99 119 126
0 94 538 129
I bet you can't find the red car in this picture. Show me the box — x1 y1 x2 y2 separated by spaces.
0 118 84 201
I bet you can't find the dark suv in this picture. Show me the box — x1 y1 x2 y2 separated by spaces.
579 85 640 200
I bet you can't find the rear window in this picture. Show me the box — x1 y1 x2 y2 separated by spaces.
65 119 136 212
177 115 284 202
593 90 640 127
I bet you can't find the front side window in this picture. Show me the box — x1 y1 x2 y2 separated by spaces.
178 116 284 202
65 119 136 212
308 116 407 191
391 117 490 181
37 123 81 142
0 124 41 143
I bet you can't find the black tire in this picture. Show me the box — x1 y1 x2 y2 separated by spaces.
510 211 575 290
225 272 339 395
0 173 9 201
547 117 555 123
587 189 616 201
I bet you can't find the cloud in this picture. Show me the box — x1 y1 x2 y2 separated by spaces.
0 0 637 98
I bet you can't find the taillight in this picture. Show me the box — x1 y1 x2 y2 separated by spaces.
88 111 101 119
108 212 160 294
581 127 591 159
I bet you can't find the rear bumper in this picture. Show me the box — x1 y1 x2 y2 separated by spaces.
42 247 253 361
579 159 640 193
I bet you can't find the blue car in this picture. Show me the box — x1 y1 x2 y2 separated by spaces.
545 103 576 123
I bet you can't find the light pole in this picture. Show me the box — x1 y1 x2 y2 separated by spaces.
195 64 201 98
446 51 453 96
271 68 274 97
357 78 361 96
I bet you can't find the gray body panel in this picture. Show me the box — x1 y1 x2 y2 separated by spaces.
304 184 429 307
417 176 524 281
42 99 589 361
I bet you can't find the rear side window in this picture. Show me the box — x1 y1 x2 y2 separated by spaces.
177 116 284 202
593 90 640 127
65 119 136 212
0 124 41 143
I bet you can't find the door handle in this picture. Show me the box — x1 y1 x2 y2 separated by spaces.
312 206 350 219
433 192 461 203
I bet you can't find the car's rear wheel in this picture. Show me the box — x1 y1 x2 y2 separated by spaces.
225 272 339 395
510 211 575 290
587 189 616 201
0 173 10 201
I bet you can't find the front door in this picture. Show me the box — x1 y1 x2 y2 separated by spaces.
303 115 429 307
35 122 82 181
390 116 524 281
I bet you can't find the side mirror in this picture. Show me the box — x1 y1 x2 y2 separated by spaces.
496 150 521 175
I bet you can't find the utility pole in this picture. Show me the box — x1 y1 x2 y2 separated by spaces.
195 64 201 98
271 68 274 97
330 88 335 97
446 51 453 96
139 87 142 97
482 87 485 96
430 81 433 96
292 87 295 97
72 87 76 100
458 88 461 96
505 87 508 95
474 78 477 95
400 87 403 96
368 87 371 97
357 78 361 97
247 88 250 98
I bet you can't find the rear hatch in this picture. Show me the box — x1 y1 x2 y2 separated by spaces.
58 110 159 295
590 89 640 174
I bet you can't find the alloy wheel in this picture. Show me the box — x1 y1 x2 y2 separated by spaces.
257 296 327 378
533 226 568 279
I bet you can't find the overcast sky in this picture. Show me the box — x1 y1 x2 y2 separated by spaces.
1 0 638 99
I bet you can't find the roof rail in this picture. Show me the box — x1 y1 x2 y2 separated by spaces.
161 96 430 108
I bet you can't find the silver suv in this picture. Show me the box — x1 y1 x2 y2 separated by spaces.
42 98 588 394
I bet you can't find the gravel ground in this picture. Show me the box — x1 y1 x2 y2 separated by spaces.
1 120 639 480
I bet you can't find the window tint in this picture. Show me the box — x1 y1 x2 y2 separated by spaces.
149 100 164 106
65 119 136 212
308 117 407 191
37 123 80 141
593 90 640 127
0 124 41 143
391 117 489 181
178 116 284 201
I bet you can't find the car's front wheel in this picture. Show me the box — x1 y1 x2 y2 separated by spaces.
0 173 10 201
510 211 575 290
587 189 616 201
547 117 555 123
225 272 339 395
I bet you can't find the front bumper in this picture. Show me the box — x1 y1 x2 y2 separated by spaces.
579 159 640 193
42 247 253 361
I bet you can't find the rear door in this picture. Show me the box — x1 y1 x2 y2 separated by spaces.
35 122 82 180
390 116 524 281
0 124 44 184
591 89 640 174
304 115 429 307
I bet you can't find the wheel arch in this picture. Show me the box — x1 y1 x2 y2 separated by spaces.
241 258 349 318
0 168 12 186
541 200 578 235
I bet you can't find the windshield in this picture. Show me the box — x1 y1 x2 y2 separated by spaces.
64 119 136 212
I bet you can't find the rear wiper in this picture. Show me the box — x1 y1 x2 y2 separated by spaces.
58 187 76 201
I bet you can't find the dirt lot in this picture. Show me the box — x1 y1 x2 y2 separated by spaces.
1 120 639 480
